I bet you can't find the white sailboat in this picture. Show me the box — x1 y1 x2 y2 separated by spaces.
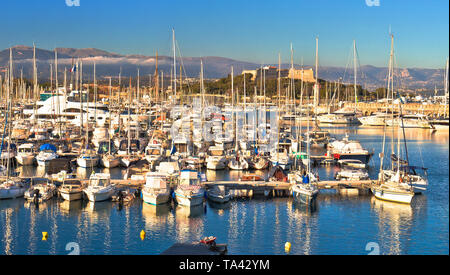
0 49 27 199
100 78 121 168
371 35 416 204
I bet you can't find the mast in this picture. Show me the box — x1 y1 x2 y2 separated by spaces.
33 43 38 121
172 28 177 105
379 34 394 177
128 77 132 155
353 40 358 113
137 68 140 102
155 51 159 102
108 77 112 156
444 57 449 118
314 37 319 115
94 62 97 122
6 48 13 179
277 53 281 111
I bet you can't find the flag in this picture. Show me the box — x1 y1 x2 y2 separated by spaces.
70 65 76 73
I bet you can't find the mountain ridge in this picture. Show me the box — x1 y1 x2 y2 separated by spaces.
0 45 446 91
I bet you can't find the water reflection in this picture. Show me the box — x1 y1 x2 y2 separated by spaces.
287 198 319 255
371 196 413 255
142 203 172 231
174 204 205 243
59 200 83 216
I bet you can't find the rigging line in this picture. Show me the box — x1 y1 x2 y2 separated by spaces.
341 42 354 87
175 39 192 94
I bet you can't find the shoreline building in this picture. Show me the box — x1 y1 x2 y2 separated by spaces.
242 66 316 83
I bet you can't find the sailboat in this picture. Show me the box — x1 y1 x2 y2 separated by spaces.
119 78 141 168
291 104 319 205
77 69 100 168
304 37 331 147
0 49 27 199
100 78 121 168
371 35 421 204
228 67 249 170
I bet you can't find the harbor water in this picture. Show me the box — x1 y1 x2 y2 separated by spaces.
0 127 448 255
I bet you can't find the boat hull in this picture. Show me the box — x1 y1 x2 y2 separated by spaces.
100 157 121 168
60 190 83 201
175 191 204 207
16 155 35 166
0 187 26 199
142 192 170 205
84 188 115 202
371 187 414 204
77 157 99 168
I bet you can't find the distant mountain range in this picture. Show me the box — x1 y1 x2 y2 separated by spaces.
0 45 446 92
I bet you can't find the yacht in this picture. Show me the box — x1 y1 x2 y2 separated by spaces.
36 144 58 167
23 90 109 127
291 172 319 205
77 148 100 168
0 179 27 199
206 146 227 170
142 172 171 205
16 143 36 166
358 112 390 126
83 173 116 202
335 168 369 181
59 181 84 201
227 152 249 170
174 170 205 207
24 181 57 203
0 142 17 163
144 142 164 169
371 171 414 204
207 185 231 203
269 148 292 170
328 135 373 164
386 114 434 129
317 113 360 125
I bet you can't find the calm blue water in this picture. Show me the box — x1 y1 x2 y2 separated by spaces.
0 127 448 255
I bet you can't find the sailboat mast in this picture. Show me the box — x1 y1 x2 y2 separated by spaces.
109 77 112 156
172 28 177 105
444 57 449 118
314 37 319 115
380 34 394 176
353 40 358 113
128 77 132 155
155 51 159 102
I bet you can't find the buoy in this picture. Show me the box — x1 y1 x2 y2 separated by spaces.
285 242 291 253
42 232 48 241
140 230 146 241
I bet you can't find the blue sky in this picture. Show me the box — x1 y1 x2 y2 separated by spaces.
2 0 448 68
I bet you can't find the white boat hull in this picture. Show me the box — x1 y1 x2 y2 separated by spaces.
16 155 35 166
142 191 170 205
77 157 100 168
371 187 414 204
100 156 121 168
84 188 115 202
60 190 83 201
0 187 26 199
175 192 204 207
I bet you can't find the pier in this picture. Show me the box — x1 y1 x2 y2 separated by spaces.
203 179 375 197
